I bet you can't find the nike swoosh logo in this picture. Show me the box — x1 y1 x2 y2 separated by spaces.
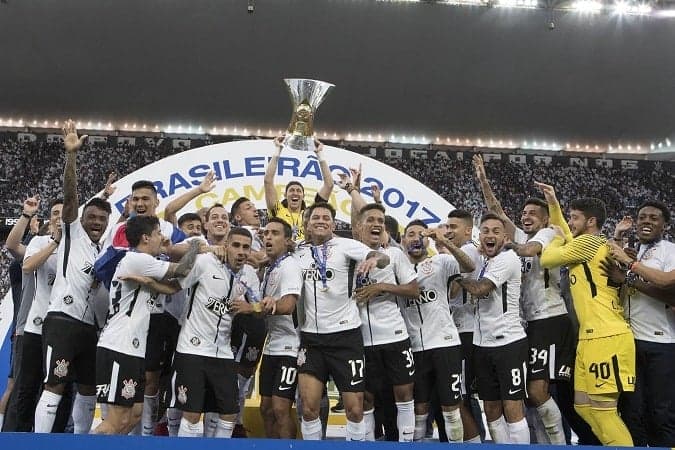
408 370 415 376
508 388 522 395
212 275 226 280
594 382 606 388
278 386 293 391
531 368 545 373
350 379 364 386
47 404 59 408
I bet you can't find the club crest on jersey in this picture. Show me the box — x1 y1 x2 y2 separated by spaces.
177 385 188 404
63 295 74 305
33 317 43 326
297 348 307 367
419 261 433 275
190 336 201 346
302 265 335 282
121 379 137 399
205 296 231 316
246 346 259 362
405 289 438 307
132 338 140 348
54 359 69 378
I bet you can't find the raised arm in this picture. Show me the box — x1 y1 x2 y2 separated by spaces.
5 195 40 259
264 137 283 212
61 120 88 224
504 241 543 258
23 226 62 273
164 170 216 224
315 139 334 201
473 154 517 238
535 181 572 241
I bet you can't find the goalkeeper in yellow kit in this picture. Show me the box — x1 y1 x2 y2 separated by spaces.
536 181 634 447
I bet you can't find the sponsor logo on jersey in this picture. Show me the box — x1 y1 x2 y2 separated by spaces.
405 289 437 307
121 379 137 399
302 265 335 282
83 263 94 275
205 296 231 316
54 359 69 378
558 365 571 378
177 385 188 404
63 295 74 305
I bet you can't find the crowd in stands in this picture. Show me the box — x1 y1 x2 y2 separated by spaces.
1 133 673 301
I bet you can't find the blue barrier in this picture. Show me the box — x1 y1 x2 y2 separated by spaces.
0 433 662 450
0 331 11 394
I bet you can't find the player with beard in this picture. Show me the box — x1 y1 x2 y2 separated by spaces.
35 120 112 434
444 209 484 443
264 137 333 242
456 213 529 444
229 197 267 436
351 204 420 442
247 218 303 439
604 201 675 447
273 202 389 441
166 227 260 438
399 220 466 443
538 182 634 446
93 216 200 435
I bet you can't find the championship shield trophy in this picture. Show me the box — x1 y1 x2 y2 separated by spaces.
282 78 335 152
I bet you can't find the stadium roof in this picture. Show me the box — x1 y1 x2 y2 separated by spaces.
0 0 673 154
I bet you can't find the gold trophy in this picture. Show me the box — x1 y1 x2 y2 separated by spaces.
283 78 335 151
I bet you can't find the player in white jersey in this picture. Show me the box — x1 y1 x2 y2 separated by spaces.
35 120 112 434
445 209 484 443
106 179 188 436
273 202 389 441
9 199 62 432
93 215 200 434
609 201 675 447
457 213 529 444
349 204 420 442
504 197 575 445
399 220 466 442
229 197 268 436
168 227 260 438
249 218 304 438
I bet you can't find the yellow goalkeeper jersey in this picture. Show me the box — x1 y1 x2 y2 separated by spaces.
541 202 631 340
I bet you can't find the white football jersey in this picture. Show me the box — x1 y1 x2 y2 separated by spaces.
97 252 170 357
473 249 526 347
399 254 462 352
448 243 483 334
177 255 260 359
263 254 303 357
107 218 184 318
23 236 58 335
295 237 372 334
48 220 105 326
625 240 675 343
515 228 567 321
358 246 416 346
